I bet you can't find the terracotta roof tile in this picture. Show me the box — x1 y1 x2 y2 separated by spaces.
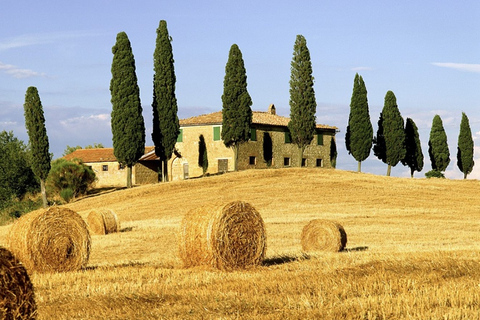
63 147 155 163
179 110 337 130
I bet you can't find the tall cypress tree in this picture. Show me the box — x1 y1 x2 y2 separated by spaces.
346 73 372 172
23 86 50 207
428 115 450 173
381 91 405 176
152 20 179 182
110 31 145 188
457 112 474 179
372 112 386 164
198 134 208 176
288 35 317 166
402 118 424 178
221 44 252 171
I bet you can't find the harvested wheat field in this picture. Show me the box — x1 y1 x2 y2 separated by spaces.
1 168 480 319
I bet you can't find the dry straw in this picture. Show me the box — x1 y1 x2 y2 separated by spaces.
7 206 91 273
0 247 37 319
86 209 120 235
301 219 347 252
179 201 266 270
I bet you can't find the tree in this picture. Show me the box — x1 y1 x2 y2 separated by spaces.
221 44 252 171
263 132 273 167
63 143 104 156
401 118 424 178
457 112 474 179
198 135 208 176
372 112 386 164
346 74 373 172
288 35 317 166
0 131 38 205
428 115 450 173
110 32 146 188
23 86 50 207
330 137 337 168
152 20 180 182
380 91 405 176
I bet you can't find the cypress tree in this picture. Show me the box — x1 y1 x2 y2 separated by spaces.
346 73 372 172
198 135 208 176
221 44 252 171
152 20 180 182
110 31 146 188
23 86 50 207
372 112 387 164
457 112 474 179
381 91 405 176
288 35 317 166
402 118 424 178
330 137 337 168
428 115 450 172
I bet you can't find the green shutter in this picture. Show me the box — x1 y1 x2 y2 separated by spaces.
213 126 221 141
177 128 183 142
284 131 291 143
250 128 257 141
317 133 323 145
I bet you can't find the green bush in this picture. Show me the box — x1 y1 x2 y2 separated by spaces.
46 158 96 202
425 169 445 179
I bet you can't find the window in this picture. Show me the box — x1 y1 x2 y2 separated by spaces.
250 128 257 141
213 126 221 141
102 165 108 171
317 133 324 146
301 158 307 167
283 157 291 166
249 156 256 165
316 159 323 167
177 128 183 142
284 131 292 143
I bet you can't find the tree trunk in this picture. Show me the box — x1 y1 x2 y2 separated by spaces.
127 166 132 188
357 161 361 172
464 173 468 179
386 164 392 177
233 144 239 171
162 160 168 182
40 179 48 208
298 146 304 167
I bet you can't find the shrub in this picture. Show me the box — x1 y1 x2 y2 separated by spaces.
425 169 445 179
60 188 74 203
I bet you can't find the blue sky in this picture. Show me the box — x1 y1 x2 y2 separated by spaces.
1 1 479 179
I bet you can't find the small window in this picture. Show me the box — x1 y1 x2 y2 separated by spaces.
317 133 324 146
250 128 257 141
316 159 323 167
284 131 292 143
118 163 125 170
177 128 183 142
301 158 307 167
102 165 108 171
283 157 290 166
213 126 221 141
249 156 256 165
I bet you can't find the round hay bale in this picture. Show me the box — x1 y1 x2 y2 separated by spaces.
0 247 37 319
7 206 91 273
301 219 347 252
86 209 120 235
179 201 266 270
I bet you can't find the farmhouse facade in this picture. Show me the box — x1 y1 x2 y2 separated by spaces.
63 147 160 188
169 104 338 181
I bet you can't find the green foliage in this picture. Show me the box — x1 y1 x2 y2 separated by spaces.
46 158 96 202
198 135 209 175
0 196 43 226
152 20 180 164
373 112 386 163
428 115 450 172
221 44 253 148
346 74 372 168
288 35 316 162
263 132 273 167
457 112 474 179
0 131 39 204
402 118 424 178
382 91 405 174
330 137 337 168
425 169 445 179
110 31 145 187
63 143 104 156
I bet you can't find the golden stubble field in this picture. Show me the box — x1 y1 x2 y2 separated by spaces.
2 167 480 319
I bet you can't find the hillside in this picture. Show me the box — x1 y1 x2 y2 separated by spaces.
1 168 480 319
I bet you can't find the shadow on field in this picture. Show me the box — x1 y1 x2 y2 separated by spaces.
85 260 147 271
263 254 310 266
344 246 369 252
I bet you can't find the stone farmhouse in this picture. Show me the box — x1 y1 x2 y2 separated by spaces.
169 104 338 181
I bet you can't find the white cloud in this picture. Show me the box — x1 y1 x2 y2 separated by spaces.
431 62 480 73
0 61 46 78
351 66 373 72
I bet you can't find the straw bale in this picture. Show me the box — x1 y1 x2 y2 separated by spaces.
0 247 37 319
301 219 347 252
179 201 266 270
86 209 120 235
6 206 91 273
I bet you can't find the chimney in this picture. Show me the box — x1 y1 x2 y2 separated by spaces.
268 104 276 115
